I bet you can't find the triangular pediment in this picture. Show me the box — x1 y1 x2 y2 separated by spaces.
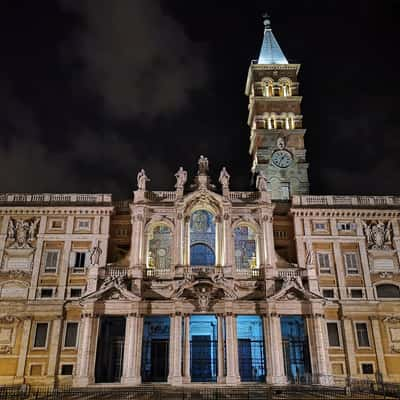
79 277 140 304
270 282 324 302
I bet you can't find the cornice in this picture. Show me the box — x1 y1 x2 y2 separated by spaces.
291 208 400 218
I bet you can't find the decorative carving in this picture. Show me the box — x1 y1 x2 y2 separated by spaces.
379 271 393 279
174 167 187 190
218 167 230 189
137 169 150 191
362 220 392 250
390 345 400 353
6 218 40 249
256 171 268 192
383 316 400 324
0 315 21 324
277 137 285 149
0 345 11 354
0 270 31 280
197 287 211 312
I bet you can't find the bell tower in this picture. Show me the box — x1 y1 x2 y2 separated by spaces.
245 14 309 200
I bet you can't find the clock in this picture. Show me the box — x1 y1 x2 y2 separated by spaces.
271 149 293 168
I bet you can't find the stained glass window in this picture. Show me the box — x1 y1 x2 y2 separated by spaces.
190 210 215 266
148 225 172 270
234 226 256 270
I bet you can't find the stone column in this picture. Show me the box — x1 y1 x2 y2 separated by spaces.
225 313 240 384
312 314 333 385
15 318 32 383
0 215 10 266
28 216 47 300
183 314 191 383
73 314 98 386
121 314 142 385
332 242 347 299
217 314 225 383
221 212 231 267
261 214 275 267
47 318 63 384
370 317 387 379
58 239 72 299
358 241 374 299
266 313 286 384
342 318 357 377
168 313 183 384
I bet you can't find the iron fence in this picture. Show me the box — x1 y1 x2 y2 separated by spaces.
1 377 400 400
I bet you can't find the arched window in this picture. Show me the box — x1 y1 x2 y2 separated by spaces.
190 210 216 266
376 284 400 298
280 80 292 97
262 80 274 97
264 113 277 130
147 225 172 270
234 225 257 270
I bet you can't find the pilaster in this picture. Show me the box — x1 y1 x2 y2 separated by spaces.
121 314 142 385
370 317 387 379
265 313 286 384
358 241 374 299
0 215 10 266
47 318 62 383
168 313 183 384
15 318 32 381
225 314 240 384
342 318 357 377
332 242 347 299
312 314 333 384
217 314 225 383
183 314 191 383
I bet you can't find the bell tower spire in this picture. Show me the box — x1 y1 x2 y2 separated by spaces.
245 13 309 200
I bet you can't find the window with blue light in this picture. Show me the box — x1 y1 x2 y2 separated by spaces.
190 210 216 266
280 316 311 381
236 315 266 382
234 226 257 270
190 315 218 382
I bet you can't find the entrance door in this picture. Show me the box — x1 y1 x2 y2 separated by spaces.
280 316 311 383
141 316 170 382
238 339 253 381
94 316 126 383
190 315 218 382
150 340 169 381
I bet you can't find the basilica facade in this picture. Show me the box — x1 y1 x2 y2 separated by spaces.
0 16 400 388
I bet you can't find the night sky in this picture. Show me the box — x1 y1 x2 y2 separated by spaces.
1 0 399 199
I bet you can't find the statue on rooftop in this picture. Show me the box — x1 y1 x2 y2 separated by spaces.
256 171 268 192
174 166 187 189
198 155 209 175
218 167 230 189
137 169 150 191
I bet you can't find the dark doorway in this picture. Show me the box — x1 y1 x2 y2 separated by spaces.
141 316 170 382
280 316 311 383
95 316 126 383
238 339 252 381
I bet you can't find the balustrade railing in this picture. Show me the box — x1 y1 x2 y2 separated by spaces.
145 191 176 202
102 264 128 278
229 191 260 202
0 193 112 205
292 195 400 208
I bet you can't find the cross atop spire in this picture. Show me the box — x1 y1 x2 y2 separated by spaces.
258 13 288 65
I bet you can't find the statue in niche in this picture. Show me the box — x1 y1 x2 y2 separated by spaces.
198 155 209 175
305 242 315 267
174 166 187 189
362 220 392 250
256 171 268 192
89 244 102 266
218 167 230 189
137 169 150 191
7 218 39 249
277 137 285 149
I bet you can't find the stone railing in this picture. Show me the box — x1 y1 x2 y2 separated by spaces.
229 191 260 202
144 268 172 279
278 269 308 279
235 267 263 279
292 195 400 208
113 200 130 210
0 193 112 205
100 264 128 278
145 191 177 202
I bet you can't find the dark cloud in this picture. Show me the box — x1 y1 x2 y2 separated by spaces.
60 0 208 119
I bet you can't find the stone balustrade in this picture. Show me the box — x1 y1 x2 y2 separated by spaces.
0 193 112 205
229 192 260 202
145 191 177 202
292 195 400 208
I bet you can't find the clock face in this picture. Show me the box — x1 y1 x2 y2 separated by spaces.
271 150 293 168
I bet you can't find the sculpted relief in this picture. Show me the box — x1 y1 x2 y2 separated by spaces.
7 218 40 249
362 220 393 250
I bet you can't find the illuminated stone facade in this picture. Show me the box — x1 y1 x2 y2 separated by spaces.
0 16 400 388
